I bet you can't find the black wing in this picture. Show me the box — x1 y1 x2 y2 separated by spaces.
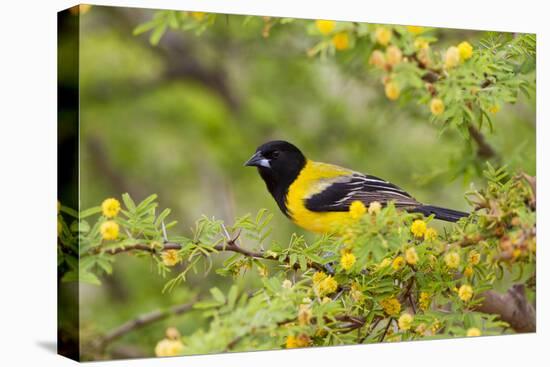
305 173 420 212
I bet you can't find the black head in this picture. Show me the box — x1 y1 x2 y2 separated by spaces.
244 140 307 216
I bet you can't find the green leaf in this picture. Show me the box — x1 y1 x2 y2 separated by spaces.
80 206 102 219
210 287 226 304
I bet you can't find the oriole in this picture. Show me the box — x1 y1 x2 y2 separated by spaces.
245 140 468 234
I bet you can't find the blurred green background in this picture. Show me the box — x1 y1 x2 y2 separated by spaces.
64 5 535 359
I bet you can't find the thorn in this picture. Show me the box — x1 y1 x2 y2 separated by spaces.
161 220 168 243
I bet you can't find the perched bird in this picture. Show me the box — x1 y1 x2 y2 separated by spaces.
245 140 468 234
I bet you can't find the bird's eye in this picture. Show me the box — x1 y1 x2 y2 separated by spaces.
270 151 280 159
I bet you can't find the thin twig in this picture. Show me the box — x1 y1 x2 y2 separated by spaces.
379 318 393 342
97 299 197 351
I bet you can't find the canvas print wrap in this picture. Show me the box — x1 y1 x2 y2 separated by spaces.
57 4 536 361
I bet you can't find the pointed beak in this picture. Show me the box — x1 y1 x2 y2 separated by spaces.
244 151 270 168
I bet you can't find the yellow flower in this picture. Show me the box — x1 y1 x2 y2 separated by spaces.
466 327 481 337
386 45 403 66
101 198 121 218
430 98 445 116
378 258 391 269
100 220 119 240
457 41 473 61
444 46 460 69
316 20 336 35
384 81 400 100
375 27 392 46
415 323 427 335
321 296 332 304
406 25 424 34
458 284 473 302
410 219 427 238
349 200 367 219
285 334 311 348
298 304 312 326
405 247 419 265
165 327 181 340
190 11 206 21
380 297 401 316
398 313 414 330
489 104 500 114
312 271 327 284
340 252 356 271
350 282 364 302
368 201 382 214
317 275 338 297
414 38 430 50
368 50 386 69
392 256 405 270
463 265 474 278
332 32 350 51
282 279 293 289
444 251 460 269
468 250 481 265
155 338 184 357
424 227 438 241
419 292 431 311
162 249 181 267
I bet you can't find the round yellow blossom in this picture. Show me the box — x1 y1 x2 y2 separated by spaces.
464 265 474 278
414 38 430 50
457 41 473 61
405 247 419 265
282 279 293 289
190 11 206 21
317 275 338 297
444 46 460 69
332 32 350 51
350 282 364 302
349 200 367 219
285 334 311 348
321 296 332 304
430 98 445 116
392 256 405 270
369 50 386 70
384 81 400 100
415 323 427 335
458 284 474 302
406 25 424 34
155 338 184 357
162 249 181 267
398 313 414 330
489 104 500 114
298 304 312 326
378 258 391 269
315 20 336 35
368 201 382 215
340 252 356 271
165 327 181 340
312 271 327 284
444 251 461 269
468 250 481 265
410 219 427 238
466 327 481 337
101 198 121 218
424 227 438 241
380 297 401 316
386 45 403 66
375 27 392 46
100 220 119 240
419 292 431 311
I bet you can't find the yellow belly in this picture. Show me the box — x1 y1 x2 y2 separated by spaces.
286 160 356 234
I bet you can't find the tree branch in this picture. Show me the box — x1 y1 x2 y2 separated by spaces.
97 299 197 351
468 124 498 160
475 284 536 333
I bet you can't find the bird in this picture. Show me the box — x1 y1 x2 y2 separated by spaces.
244 140 468 234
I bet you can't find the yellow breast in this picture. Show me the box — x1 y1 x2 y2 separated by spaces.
286 160 355 234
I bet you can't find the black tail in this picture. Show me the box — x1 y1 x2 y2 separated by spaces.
412 205 469 223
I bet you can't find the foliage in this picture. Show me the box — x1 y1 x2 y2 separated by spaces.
58 166 536 357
